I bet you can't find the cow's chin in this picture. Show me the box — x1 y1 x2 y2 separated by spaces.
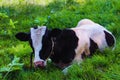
54 62 71 69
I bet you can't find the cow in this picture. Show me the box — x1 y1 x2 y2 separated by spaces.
15 19 116 71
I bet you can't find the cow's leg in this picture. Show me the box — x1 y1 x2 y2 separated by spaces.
84 47 90 56
62 53 83 75
62 60 82 75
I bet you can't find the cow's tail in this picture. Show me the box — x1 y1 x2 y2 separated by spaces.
104 30 116 50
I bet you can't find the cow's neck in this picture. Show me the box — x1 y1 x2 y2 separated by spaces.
50 38 55 55
45 37 55 60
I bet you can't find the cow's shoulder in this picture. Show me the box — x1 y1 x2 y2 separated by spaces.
51 29 79 66
56 29 78 49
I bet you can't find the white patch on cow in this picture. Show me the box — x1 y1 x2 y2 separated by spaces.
72 22 113 62
71 28 90 62
30 26 46 64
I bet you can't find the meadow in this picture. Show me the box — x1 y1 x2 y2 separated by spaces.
0 0 120 80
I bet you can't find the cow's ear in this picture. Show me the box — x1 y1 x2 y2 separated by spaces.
15 32 30 41
51 28 62 37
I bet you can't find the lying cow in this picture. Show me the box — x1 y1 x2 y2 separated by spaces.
15 19 116 70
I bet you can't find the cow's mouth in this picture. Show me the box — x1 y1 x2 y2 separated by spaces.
34 61 46 68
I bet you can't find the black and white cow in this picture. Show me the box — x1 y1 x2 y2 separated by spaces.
15 19 116 69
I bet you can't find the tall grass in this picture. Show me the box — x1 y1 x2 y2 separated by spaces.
0 0 120 80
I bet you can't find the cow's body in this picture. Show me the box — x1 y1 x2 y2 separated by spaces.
15 19 116 69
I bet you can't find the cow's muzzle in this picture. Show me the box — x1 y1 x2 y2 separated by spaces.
34 61 46 68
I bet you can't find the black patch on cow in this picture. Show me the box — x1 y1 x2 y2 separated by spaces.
81 52 86 59
39 28 52 60
104 31 115 47
89 38 98 56
50 29 78 65
50 28 62 38
39 28 62 60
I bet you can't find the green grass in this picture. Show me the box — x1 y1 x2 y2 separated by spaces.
0 0 120 80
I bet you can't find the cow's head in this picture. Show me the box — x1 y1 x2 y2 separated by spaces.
15 26 62 68
15 26 48 68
